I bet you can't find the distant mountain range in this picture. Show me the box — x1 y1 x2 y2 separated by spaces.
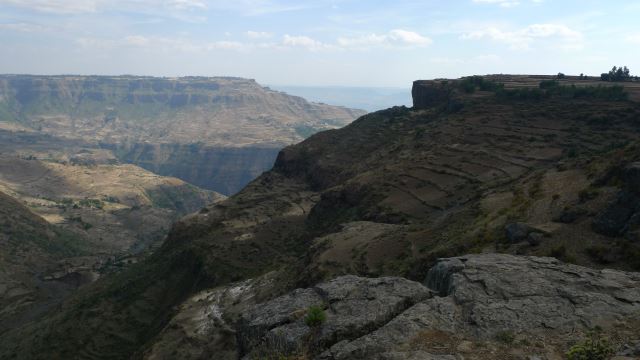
0 75 365 194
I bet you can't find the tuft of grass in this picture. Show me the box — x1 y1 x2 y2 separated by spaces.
566 329 614 360
494 330 515 345
304 306 326 328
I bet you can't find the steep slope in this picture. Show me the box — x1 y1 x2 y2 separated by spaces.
0 75 366 194
2 76 640 359
0 144 224 336
0 191 91 333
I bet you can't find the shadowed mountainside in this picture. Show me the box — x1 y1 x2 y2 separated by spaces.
0 191 92 333
2 75 640 359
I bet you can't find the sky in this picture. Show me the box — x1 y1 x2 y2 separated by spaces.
0 0 639 87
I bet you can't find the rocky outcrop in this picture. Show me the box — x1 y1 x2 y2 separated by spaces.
411 81 455 109
237 276 433 359
237 254 640 359
504 222 548 245
592 162 640 240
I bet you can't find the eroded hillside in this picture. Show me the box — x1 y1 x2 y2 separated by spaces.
2 76 640 359
0 140 224 335
0 154 224 253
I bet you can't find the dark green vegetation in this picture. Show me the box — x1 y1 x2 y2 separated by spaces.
457 75 628 101
304 306 327 328
2 76 640 358
600 65 636 82
566 329 614 360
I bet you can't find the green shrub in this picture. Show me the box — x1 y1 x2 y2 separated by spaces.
497 84 627 102
304 306 326 328
566 330 614 360
458 76 504 93
578 188 600 202
495 330 515 345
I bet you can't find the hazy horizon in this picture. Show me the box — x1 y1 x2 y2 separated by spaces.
1 0 639 87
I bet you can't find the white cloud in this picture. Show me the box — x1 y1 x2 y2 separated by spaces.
337 29 431 49
337 33 387 47
388 29 432 45
0 22 48 32
76 28 431 54
79 35 248 53
246 31 273 39
206 40 245 50
461 23 582 50
282 34 331 51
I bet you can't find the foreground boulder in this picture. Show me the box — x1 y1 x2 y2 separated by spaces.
505 222 547 244
238 254 640 359
237 276 432 359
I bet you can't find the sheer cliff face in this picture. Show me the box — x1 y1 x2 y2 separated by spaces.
105 143 281 195
0 75 366 194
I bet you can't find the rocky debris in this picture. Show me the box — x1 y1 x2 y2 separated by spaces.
526 232 544 246
237 275 433 359
592 190 640 236
236 254 639 359
505 222 547 243
144 272 280 360
617 340 640 357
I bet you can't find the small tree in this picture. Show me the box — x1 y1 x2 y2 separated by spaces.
557 72 566 79
602 66 632 82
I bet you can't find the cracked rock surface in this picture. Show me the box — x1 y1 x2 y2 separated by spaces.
237 275 433 359
238 254 640 359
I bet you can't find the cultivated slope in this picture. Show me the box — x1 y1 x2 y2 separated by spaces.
0 154 224 253
2 76 640 359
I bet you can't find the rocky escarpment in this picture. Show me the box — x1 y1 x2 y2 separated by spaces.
411 80 457 109
105 143 280 195
236 254 640 359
